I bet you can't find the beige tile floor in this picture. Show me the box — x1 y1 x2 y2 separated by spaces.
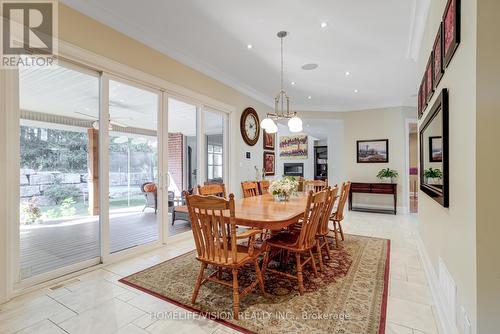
0 211 442 334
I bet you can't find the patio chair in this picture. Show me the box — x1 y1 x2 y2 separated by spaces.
141 182 157 213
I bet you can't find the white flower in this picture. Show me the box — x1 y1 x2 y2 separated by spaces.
269 177 298 197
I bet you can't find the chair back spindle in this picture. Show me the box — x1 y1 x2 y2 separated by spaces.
185 193 237 264
318 186 339 236
297 190 328 249
333 182 351 222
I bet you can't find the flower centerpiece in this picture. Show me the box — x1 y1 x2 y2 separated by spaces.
269 176 298 202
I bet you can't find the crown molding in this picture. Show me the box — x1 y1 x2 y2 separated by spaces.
406 0 431 61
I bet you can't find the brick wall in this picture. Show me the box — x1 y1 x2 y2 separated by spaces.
168 133 184 192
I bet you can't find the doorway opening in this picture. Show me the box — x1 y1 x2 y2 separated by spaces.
408 122 418 213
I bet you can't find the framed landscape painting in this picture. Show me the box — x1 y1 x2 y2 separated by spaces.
263 151 275 176
429 136 443 162
443 0 460 68
263 130 275 150
357 139 389 163
279 135 308 159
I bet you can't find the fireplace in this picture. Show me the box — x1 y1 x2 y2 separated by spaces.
283 163 304 177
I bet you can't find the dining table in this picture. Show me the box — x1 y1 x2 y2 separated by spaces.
173 192 309 230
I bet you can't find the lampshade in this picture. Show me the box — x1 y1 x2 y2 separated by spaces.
266 121 278 134
288 116 303 133
261 117 275 131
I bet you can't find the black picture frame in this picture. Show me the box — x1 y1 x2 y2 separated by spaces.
263 151 275 176
433 23 444 89
356 139 389 163
428 136 443 162
420 89 449 207
425 52 434 103
443 0 461 68
263 130 275 150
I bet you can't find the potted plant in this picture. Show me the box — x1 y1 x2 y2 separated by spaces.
376 168 399 183
269 176 298 201
423 168 443 185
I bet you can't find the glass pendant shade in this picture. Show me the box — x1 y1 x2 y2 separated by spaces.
288 116 303 132
261 117 275 131
267 121 278 133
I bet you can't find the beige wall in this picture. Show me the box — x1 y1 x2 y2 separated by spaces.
476 0 500 332
417 0 478 332
58 4 274 198
285 107 416 210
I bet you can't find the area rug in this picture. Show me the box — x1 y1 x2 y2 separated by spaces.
119 234 390 334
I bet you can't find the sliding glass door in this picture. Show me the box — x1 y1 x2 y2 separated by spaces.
204 109 226 184
15 58 229 285
167 98 198 236
108 79 161 253
18 62 101 279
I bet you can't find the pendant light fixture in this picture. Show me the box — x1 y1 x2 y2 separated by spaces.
260 31 302 134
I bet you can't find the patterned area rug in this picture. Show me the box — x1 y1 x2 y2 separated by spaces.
119 234 390 334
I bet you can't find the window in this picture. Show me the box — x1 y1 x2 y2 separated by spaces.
207 143 223 181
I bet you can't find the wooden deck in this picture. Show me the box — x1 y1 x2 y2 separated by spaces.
20 210 191 279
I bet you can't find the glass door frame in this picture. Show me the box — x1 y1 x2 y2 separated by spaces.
101 73 167 263
5 43 234 296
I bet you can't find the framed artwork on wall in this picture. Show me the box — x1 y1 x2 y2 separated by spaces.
433 23 444 89
263 151 275 176
429 136 443 162
443 0 461 68
356 139 389 163
418 83 423 119
263 130 275 150
279 135 308 159
425 52 434 103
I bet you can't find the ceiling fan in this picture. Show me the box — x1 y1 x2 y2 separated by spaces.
74 111 130 130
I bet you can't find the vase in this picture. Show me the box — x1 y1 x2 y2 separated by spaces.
381 177 393 183
274 193 289 202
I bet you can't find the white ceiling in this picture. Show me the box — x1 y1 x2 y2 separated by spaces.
62 0 428 112
19 63 223 135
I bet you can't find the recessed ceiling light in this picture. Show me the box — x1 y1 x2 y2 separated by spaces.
320 22 328 28
354 89 359 93
307 95 312 99
291 81 296 85
345 71 351 76
302 63 319 70
247 44 253 49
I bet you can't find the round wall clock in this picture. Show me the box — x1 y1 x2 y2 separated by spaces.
240 107 260 146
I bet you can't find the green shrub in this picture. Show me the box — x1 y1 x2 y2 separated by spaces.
59 197 77 216
44 182 81 205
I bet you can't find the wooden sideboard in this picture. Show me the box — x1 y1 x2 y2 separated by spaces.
348 182 397 215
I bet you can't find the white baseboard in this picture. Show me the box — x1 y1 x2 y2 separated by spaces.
416 232 459 334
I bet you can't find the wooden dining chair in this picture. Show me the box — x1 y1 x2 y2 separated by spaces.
241 181 259 198
185 192 265 319
258 180 270 195
315 186 339 271
329 181 351 247
197 183 227 198
262 189 329 295
304 179 328 193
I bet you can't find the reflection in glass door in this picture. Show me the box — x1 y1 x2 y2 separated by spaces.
18 62 101 279
168 98 198 236
108 80 160 253
205 110 226 184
